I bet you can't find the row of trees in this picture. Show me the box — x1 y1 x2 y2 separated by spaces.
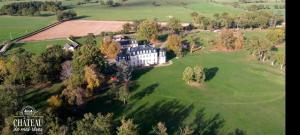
0 46 71 87
245 28 285 69
0 1 66 16
190 11 284 30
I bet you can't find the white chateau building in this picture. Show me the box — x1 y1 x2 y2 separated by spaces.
114 36 166 67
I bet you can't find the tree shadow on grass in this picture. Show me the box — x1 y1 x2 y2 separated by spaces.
74 15 90 20
126 100 194 134
22 87 62 109
132 67 154 80
192 109 225 135
130 83 159 100
204 67 219 82
166 50 177 61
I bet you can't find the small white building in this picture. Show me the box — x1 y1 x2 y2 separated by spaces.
116 45 166 67
63 42 79 52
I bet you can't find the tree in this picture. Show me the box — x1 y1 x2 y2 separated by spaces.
85 33 97 46
47 95 62 109
245 36 273 61
191 13 211 30
136 19 159 42
188 36 199 53
72 44 106 86
60 60 72 80
57 10 77 21
0 88 20 119
166 34 182 57
217 29 236 50
47 117 69 135
118 84 130 105
0 58 8 82
182 66 194 84
152 122 168 135
216 29 243 50
84 64 104 94
193 66 205 84
117 60 132 101
4 48 33 86
266 28 285 45
61 81 85 106
179 126 193 135
31 45 69 83
117 118 139 135
167 17 182 34
276 53 285 70
122 23 131 34
73 113 113 135
100 36 121 58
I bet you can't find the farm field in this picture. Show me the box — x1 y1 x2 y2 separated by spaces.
23 49 285 135
20 20 130 41
0 16 56 43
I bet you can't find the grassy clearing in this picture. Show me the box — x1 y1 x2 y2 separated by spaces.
6 39 68 55
23 49 284 134
0 16 56 43
81 50 284 135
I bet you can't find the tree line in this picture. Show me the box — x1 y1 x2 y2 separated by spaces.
190 11 284 30
0 1 66 16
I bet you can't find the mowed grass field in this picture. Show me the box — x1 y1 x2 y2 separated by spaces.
0 16 56 43
6 39 67 54
21 49 285 135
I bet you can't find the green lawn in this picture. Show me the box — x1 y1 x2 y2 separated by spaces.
0 16 56 43
22 49 284 134
82 50 284 135
6 39 68 55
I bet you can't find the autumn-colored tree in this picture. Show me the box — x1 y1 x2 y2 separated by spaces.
167 17 182 33
245 36 273 61
136 19 159 42
61 80 85 106
72 44 106 86
179 126 194 135
182 66 193 84
234 31 244 50
217 29 244 50
122 23 131 34
266 28 285 45
152 122 168 135
47 95 62 108
166 34 182 57
0 58 8 82
84 64 103 94
117 118 139 135
100 36 121 58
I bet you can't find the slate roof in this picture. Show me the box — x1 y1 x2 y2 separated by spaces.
128 45 157 56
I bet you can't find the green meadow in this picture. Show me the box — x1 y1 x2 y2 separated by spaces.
23 49 285 135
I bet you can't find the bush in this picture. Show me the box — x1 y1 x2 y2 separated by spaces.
56 10 77 21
